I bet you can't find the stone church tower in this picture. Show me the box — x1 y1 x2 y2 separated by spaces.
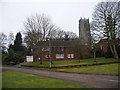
79 18 92 59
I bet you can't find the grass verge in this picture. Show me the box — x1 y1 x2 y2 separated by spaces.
24 58 120 67
54 63 120 75
2 70 90 88
27 63 119 75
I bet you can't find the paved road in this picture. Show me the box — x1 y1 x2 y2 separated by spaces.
2 66 119 88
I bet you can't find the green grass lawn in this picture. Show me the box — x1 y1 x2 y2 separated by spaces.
29 63 119 75
2 70 89 88
0 69 2 89
25 58 119 67
55 63 119 75
22 58 119 75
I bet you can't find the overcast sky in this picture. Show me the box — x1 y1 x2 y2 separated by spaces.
0 0 103 37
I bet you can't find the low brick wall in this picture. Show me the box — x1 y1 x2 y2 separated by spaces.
21 61 120 69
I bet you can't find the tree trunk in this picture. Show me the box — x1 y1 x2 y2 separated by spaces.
113 45 118 59
93 50 96 62
39 56 42 64
40 60 42 64
109 45 114 56
78 53 81 63
51 61 53 64
50 54 53 64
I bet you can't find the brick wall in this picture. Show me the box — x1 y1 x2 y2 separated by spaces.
33 47 80 62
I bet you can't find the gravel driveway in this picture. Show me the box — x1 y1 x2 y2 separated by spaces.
2 66 119 88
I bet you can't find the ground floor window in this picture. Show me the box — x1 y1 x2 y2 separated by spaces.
68 54 74 58
45 55 50 58
56 54 64 59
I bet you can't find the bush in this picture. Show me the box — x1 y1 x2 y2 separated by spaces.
95 46 104 57
2 54 9 65
105 46 113 58
2 49 20 65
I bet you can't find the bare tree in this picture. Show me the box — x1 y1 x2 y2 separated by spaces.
49 29 78 40
49 29 65 40
0 32 7 52
24 13 56 54
91 1 120 58
8 32 14 45
90 22 102 61
90 28 98 61
57 30 65 40
65 31 78 40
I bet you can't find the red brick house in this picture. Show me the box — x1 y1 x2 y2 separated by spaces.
98 39 120 53
98 39 108 53
33 40 80 62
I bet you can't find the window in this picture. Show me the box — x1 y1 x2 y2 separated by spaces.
68 54 74 58
57 47 64 51
42 47 50 51
57 47 60 51
45 55 50 58
101 46 104 50
56 54 64 59
61 47 64 51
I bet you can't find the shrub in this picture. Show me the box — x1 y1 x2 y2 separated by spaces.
3 49 20 65
105 46 113 58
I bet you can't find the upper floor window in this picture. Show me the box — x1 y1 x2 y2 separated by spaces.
101 46 104 50
57 47 64 51
42 47 50 51
61 47 64 51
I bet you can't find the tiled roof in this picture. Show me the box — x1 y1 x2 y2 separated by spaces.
38 40 74 47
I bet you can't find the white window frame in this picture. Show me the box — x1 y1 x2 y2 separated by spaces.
68 54 74 58
42 47 50 51
45 55 50 58
56 54 64 59
61 47 64 51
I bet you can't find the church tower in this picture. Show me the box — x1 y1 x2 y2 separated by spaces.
79 18 91 58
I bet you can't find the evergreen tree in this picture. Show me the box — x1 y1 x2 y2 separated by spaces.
8 44 14 52
9 49 15 61
13 32 27 62
14 32 22 54
6 49 19 65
